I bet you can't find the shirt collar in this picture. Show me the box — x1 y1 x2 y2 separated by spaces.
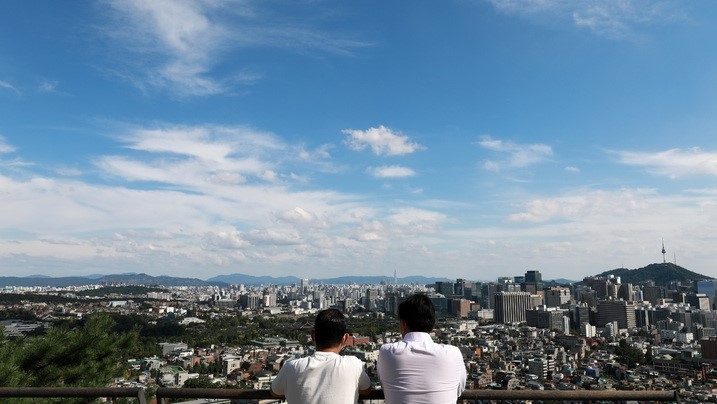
402 331 433 342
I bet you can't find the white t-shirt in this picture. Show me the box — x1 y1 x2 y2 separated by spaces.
377 332 466 404
271 351 371 404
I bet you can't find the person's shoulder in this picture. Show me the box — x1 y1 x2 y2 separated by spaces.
379 342 396 352
339 354 364 365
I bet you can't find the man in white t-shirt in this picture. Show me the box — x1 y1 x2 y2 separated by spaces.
270 308 371 404
377 294 466 404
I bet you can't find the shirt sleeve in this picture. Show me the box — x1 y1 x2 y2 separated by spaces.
453 348 467 395
270 365 286 396
358 367 371 390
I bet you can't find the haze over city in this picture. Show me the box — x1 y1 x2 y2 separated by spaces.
1 1 716 281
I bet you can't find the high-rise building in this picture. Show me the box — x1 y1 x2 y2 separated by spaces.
450 298 472 318
435 281 454 297
522 270 543 294
526 306 568 332
480 283 498 309
596 300 636 329
545 287 571 307
494 291 532 324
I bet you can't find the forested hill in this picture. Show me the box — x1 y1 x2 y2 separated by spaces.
595 263 712 286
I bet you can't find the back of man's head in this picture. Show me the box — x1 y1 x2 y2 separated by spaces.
314 308 347 350
398 294 436 333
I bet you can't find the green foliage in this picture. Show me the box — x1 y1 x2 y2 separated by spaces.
76 285 168 297
614 339 646 369
184 374 219 388
0 313 139 387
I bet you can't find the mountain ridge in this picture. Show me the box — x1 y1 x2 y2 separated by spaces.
0 263 711 288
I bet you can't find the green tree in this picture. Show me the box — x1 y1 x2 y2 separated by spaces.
614 339 646 369
0 313 139 387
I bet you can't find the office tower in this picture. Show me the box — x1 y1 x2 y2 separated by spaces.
643 285 666 305
450 298 472 318
300 278 309 293
522 270 543 294
526 306 568 332
480 283 498 309
687 293 711 311
435 281 454 297
545 286 571 307
365 288 378 310
700 337 717 360
617 283 635 301
596 300 636 329
494 291 532 324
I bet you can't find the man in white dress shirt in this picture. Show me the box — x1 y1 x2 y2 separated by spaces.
270 308 371 403
377 294 466 404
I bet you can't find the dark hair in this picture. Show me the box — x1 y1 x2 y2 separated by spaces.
314 308 347 349
398 294 436 333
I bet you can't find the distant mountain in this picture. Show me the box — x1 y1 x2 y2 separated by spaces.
98 273 224 287
311 275 451 285
0 276 102 288
207 273 302 286
1 263 709 288
207 273 451 286
0 273 225 288
593 262 712 286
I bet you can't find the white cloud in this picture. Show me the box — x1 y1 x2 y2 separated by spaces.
103 0 370 96
508 188 655 223
343 125 424 156
478 135 552 171
615 148 717 178
275 207 329 229
367 165 416 178
484 0 684 39
565 166 580 173
0 136 17 153
55 167 83 176
201 230 251 250
247 229 303 245
97 124 288 187
0 80 21 95
37 79 59 93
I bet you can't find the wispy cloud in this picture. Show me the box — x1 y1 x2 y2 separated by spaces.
507 188 654 223
478 135 552 171
484 0 685 39
37 79 59 93
0 80 21 95
0 136 17 153
367 165 416 178
615 148 717 178
343 125 424 156
103 0 370 96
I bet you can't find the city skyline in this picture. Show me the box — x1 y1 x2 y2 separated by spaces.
1 1 717 280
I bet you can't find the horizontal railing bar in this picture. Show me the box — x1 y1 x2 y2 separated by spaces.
0 387 147 404
155 387 679 402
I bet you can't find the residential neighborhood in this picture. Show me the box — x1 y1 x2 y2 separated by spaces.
3 266 717 402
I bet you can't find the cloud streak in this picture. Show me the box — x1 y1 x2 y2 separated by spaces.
0 80 21 95
368 165 416 178
615 148 717 178
103 0 370 96
343 125 424 156
478 135 553 171
484 0 684 39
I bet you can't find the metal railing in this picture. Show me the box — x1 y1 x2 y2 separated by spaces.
156 387 679 403
0 387 680 403
0 387 147 403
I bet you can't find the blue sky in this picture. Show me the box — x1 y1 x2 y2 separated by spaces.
1 0 716 282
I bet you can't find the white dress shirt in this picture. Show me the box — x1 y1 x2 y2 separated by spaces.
271 351 370 404
377 332 467 404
